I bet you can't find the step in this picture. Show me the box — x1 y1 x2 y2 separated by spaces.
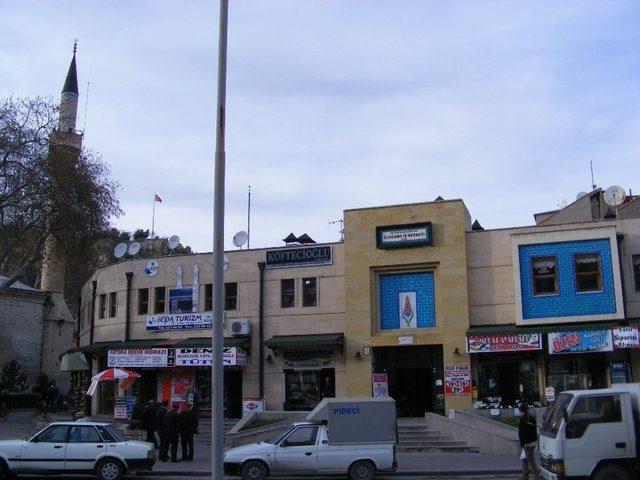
397 445 479 453
397 440 468 447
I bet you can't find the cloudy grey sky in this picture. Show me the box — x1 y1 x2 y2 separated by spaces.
3 1 640 252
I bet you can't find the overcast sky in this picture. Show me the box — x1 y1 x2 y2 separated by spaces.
3 1 640 252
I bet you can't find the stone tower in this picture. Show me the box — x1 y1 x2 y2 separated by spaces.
40 43 83 293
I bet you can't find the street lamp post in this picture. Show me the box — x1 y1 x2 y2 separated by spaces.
212 1 229 480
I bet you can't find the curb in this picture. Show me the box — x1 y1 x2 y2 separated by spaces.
136 469 522 477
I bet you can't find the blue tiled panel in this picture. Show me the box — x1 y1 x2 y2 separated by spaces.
519 239 617 320
379 272 435 329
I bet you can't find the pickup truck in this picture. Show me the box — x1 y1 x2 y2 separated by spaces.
223 397 397 480
539 383 640 480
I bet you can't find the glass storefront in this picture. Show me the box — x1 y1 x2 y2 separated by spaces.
477 352 539 407
282 351 335 411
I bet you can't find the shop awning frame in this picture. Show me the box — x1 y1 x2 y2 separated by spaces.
466 321 623 337
60 336 250 359
264 333 344 356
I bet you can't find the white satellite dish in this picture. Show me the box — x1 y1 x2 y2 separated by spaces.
232 231 248 248
128 242 141 256
603 186 626 207
114 243 127 259
576 191 589 201
167 235 180 250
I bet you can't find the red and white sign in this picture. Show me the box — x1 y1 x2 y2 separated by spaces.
444 365 471 397
242 398 264 417
107 348 168 368
613 327 640 349
467 333 542 353
372 373 389 397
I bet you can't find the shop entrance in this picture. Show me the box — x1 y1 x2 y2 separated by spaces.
224 369 243 418
373 345 444 417
477 352 539 407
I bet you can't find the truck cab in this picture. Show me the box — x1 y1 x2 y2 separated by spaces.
539 384 640 480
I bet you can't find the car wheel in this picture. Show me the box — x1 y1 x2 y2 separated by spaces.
96 458 124 480
349 460 375 480
241 460 268 480
593 464 633 480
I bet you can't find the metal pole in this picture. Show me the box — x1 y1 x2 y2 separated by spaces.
247 185 251 249
151 196 156 238
212 1 228 480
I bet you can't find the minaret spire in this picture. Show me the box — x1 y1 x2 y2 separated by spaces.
59 41 79 131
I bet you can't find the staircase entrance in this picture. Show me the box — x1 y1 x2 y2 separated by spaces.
373 345 444 417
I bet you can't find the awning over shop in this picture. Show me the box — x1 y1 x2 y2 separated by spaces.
264 333 344 355
60 352 89 372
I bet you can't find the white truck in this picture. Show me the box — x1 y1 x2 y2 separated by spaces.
223 397 397 480
539 383 640 480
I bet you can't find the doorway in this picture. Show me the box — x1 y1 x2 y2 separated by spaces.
373 345 444 417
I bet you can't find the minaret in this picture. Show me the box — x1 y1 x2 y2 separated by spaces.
40 43 83 293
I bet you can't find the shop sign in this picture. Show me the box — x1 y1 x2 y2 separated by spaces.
146 312 213 331
372 373 389 397
448 409 455 419
545 386 555 402
376 222 432 249
548 330 613 354
242 398 264 416
398 292 418 329
174 347 248 367
444 365 471 397
144 260 159 277
265 246 332 269
398 336 414 345
108 348 168 368
612 327 640 349
466 333 542 353
283 351 333 369
114 397 127 420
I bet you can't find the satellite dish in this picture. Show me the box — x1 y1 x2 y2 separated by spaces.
576 191 589 201
114 243 127 259
604 186 626 207
128 242 141 256
167 235 180 250
232 231 248 248
560 199 569 208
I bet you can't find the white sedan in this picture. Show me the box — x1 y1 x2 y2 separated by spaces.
0 421 155 480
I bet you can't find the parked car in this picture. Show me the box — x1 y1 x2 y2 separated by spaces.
224 397 397 480
0 421 155 480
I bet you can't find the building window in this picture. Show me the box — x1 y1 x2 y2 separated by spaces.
225 283 238 310
138 288 149 315
109 292 117 317
532 256 558 295
575 253 602 292
154 287 166 314
205 284 212 311
98 294 106 319
633 255 640 292
302 278 317 307
281 279 295 308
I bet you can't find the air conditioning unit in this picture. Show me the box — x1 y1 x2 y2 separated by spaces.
231 319 251 336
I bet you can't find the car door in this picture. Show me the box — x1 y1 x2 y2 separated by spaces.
274 426 318 474
564 394 632 476
19 425 69 473
65 425 106 472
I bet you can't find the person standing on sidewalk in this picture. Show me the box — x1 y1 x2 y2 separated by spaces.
143 400 159 448
184 381 200 433
164 404 181 463
178 403 197 461
518 404 540 480
157 401 169 460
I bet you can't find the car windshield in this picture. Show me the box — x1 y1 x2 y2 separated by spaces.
103 425 127 443
542 393 573 437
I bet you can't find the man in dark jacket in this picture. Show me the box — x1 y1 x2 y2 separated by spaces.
129 397 145 430
179 403 197 461
164 404 181 462
143 400 159 448
158 401 169 460
518 404 539 480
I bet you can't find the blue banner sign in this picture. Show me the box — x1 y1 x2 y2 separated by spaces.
146 312 213 331
548 329 613 354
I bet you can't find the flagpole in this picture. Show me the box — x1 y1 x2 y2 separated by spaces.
151 195 156 239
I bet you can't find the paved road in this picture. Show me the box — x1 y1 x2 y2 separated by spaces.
10 476 521 480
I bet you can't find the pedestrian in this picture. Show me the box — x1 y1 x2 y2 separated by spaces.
184 381 200 433
47 381 60 413
518 404 540 480
164 403 181 463
179 403 197 461
143 400 159 448
128 397 145 430
158 401 169 460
